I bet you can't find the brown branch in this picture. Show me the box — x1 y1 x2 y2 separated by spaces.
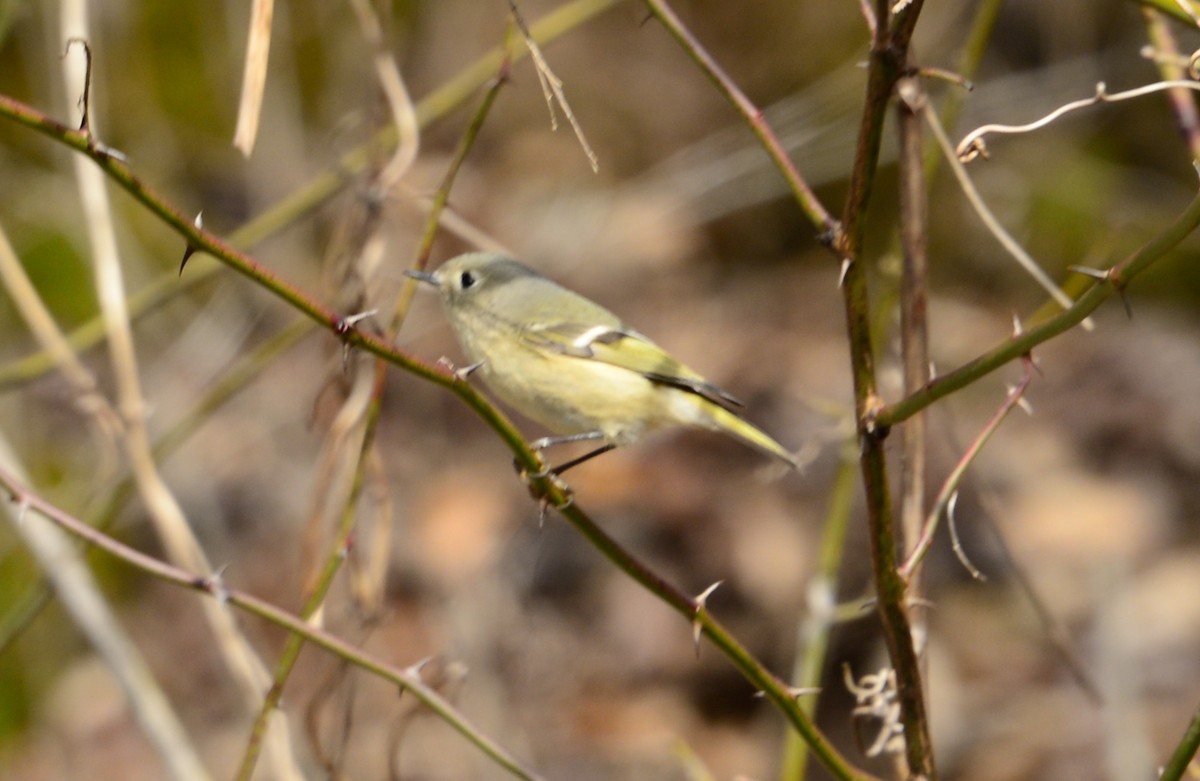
0 465 545 781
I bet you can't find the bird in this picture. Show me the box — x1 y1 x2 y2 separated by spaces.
407 252 797 473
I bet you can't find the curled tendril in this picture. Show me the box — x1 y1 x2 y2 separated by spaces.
958 79 1200 162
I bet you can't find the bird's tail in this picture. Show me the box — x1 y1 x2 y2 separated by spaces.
701 403 799 470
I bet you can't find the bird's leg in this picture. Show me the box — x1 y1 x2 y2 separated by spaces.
529 431 607 451
548 444 616 476
518 431 611 479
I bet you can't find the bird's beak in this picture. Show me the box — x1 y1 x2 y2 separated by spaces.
404 268 438 286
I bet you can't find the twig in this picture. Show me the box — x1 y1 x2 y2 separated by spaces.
779 454 858 780
57 19 303 779
899 357 1035 579
0 222 123 453
5 11 876 777
924 94 1094 330
874 187 1200 429
835 0 936 775
0 0 619 393
0 86 552 467
0 317 314 655
944 492 984 579
234 57 510 781
896 78 930 561
1140 7 1200 160
0 444 210 781
349 0 420 191
508 0 598 172
554 499 880 781
393 52 510 332
958 80 1200 162
0 464 545 781
641 0 837 239
1130 0 1200 26
1159 699 1200 781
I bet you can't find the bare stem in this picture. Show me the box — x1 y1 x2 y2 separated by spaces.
556 499 881 781
1159 698 1200 781
0 0 620 393
0 466 544 781
875 185 1200 429
899 358 1034 579
641 0 837 239
836 1 936 776
234 51 510 781
1141 6 1200 160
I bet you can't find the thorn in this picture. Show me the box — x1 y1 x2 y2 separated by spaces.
537 495 551 528
397 656 437 701
1016 396 1033 415
13 496 30 526
1117 287 1133 320
757 685 822 699
339 309 379 331
518 466 572 521
838 258 852 288
1010 312 1023 337
1067 264 1109 280
93 142 129 163
405 656 433 679
198 565 231 604
179 245 198 275
692 580 723 657
1070 262 1133 319
913 65 972 91
180 212 204 275
434 357 483 381
455 360 484 382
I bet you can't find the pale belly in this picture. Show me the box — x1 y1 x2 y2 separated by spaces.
476 349 681 447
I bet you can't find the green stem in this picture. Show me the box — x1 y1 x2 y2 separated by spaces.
1159 699 1200 781
0 0 624 393
0 466 544 781
234 55 511 781
875 186 1200 429
641 0 836 238
837 1 936 777
557 498 881 781
1131 0 1200 26
779 454 858 781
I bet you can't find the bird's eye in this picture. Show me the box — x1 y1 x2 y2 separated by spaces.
459 271 476 289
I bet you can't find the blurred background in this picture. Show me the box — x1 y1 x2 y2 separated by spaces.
2 1 1200 779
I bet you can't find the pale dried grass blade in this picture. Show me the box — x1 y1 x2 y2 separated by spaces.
233 0 274 156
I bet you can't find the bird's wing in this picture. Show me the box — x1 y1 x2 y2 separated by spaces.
521 322 743 411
